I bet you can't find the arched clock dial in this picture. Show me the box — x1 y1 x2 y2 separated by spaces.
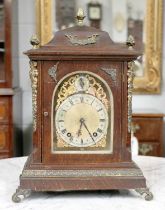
55 93 108 147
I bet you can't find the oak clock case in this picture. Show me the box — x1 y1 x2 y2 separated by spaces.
12 11 153 202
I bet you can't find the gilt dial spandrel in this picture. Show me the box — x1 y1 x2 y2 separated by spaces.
51 71 114 154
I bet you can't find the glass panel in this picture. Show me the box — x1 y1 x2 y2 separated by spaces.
52 71 114 154
0 0 5 82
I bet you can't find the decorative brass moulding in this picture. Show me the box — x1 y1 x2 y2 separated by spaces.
127 61 135 133
29 61 38 132
22 168 144 178
65 34 99 45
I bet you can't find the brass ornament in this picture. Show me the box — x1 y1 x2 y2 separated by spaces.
48 62 59 82
127 61 135 133
139 143 153 155
65 34 99 46
135 188 153 201
22 168 144 178
30 35 40 49
56 76 77 109
29 61 38 132
87 75 109 110
76 8 86 26
12 188 31 203
126 35 135 50
101 68 117 82
56 74 109 110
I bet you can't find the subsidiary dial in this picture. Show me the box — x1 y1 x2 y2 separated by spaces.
55 93 108 147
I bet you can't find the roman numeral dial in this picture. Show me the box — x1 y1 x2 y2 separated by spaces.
55 93 108 147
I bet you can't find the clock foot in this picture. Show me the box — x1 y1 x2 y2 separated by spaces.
12 187 31 203
135 188 153 201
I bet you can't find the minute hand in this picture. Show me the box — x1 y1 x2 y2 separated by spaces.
82 121 96 144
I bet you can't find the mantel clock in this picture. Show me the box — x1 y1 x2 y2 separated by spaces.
12 9 153 202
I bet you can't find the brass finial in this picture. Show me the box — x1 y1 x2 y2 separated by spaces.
126 35 135 50
30 35 40 49
76 8 86 26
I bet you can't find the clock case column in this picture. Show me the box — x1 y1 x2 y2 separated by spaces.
13 26 152 201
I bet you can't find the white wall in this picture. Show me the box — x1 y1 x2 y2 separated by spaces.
14 0 36 155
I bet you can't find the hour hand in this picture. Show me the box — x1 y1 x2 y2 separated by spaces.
77 118 84 137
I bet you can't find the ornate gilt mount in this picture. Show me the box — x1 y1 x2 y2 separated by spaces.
65 34 99 46
29 61 38 132
48 62 59 82
101 68 117 81
127 62 135 133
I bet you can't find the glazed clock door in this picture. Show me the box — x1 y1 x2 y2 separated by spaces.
53 72 111 154
43 61 123 167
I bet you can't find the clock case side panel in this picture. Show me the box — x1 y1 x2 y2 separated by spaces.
121 61 132 161
40 60 130 168
31 61 43 163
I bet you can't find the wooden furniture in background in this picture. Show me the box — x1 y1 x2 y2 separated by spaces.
132 113 164 157
0 0 13 159
0 0 22 159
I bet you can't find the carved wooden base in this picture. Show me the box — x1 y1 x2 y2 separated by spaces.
12 157 153 202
